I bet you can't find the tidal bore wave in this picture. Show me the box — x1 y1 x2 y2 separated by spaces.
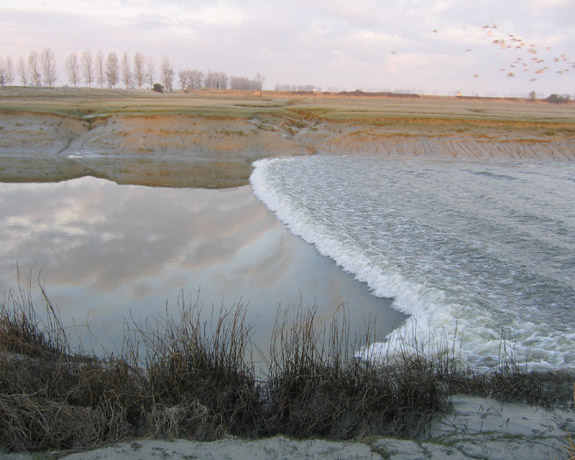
251 156 575 372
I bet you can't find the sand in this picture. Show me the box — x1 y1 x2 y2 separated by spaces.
2 395 573 459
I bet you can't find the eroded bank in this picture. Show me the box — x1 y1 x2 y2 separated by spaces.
1 111 574 187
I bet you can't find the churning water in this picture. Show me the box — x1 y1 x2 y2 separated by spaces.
251 156 575 372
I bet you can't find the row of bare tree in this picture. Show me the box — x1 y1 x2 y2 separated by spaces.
63 50 173 90
274 83 321 92
230 73 266 91
0 48 57 87
177 70 265 91
0 49 266 93
0 48 179 91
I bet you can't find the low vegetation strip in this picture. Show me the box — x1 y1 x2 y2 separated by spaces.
0 283 573 453
1 87 575 123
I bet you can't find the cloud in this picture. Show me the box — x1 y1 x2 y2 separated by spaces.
0 0 573 95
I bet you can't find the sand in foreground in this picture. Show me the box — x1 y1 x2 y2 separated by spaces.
3 395 573 460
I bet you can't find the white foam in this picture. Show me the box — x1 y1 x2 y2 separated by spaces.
251 159 462 364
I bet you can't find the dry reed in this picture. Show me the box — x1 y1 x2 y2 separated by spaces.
0 284 573 453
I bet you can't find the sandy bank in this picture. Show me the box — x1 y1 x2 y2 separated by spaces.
1 111 574 187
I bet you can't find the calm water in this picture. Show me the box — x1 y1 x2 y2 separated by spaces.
251 156 575 372
0 178 403 354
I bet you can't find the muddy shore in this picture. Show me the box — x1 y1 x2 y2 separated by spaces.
1 96 574 188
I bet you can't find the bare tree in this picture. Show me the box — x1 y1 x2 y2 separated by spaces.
121 52 132 89
178 70 189 90
146 56 156 88
205 70 228 90
133 52 145 89
4 56 14 86
205 70 216 89
96 50 105 88
217 72 228 89
65 52 80 87
256 73 265 90
160 56 174 91
81 50 94 88
0 57 5 86
18 56 28 86
40 48 57 87
28 50 42 86
106 51 119 88
188 69 204 90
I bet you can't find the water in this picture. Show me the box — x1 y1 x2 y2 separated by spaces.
251 156 575 372
0 177 403 354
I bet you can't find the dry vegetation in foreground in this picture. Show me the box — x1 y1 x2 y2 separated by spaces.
0 282 574 453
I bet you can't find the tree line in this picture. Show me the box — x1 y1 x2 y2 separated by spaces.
0 48 57 88
274 83 321 92
0 48 265 92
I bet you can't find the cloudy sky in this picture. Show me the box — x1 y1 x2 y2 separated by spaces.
1 0 573 96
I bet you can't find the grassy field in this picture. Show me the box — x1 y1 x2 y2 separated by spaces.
1 86 574 125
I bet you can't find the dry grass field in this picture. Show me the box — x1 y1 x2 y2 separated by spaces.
1 86 574 124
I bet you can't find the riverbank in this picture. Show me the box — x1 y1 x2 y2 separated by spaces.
1 88 574 188
1 88 574 459
1 290 574 459
2 402 574 459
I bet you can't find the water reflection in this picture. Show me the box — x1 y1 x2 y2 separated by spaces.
0 178 405 353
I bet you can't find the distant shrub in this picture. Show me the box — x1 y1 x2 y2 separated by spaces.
546 93 571 104
152 83 164 94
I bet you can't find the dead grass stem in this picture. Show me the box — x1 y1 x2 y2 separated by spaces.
0 285 572 452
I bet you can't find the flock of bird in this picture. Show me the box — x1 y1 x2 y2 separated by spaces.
390 24 574 84
477 23 575 82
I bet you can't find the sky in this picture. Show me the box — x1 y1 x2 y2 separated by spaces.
0 0 574 96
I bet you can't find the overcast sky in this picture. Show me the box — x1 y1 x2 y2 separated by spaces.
1 0 573 96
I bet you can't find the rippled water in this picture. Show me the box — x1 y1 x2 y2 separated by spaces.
251 156 575 371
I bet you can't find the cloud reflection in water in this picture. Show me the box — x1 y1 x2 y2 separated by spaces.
0 177 404 353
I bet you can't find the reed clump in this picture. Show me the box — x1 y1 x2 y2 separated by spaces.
263 306 446 439
134 295 265 440
0 287 140 451
1 286 572 453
